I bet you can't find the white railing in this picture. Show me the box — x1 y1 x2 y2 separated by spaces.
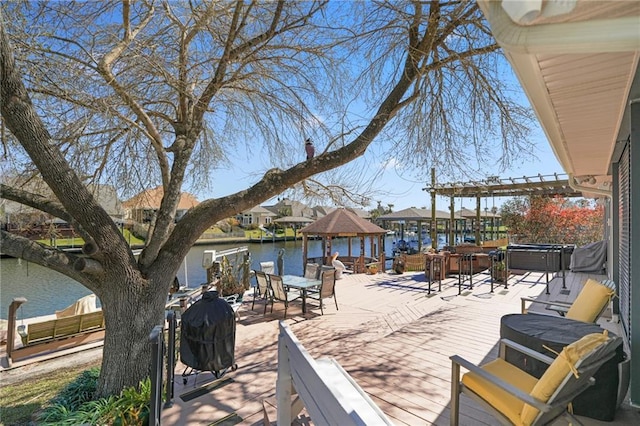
275 321 394 426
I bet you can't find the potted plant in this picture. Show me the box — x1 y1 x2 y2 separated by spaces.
217 255 250 298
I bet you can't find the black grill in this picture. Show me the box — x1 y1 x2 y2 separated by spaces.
180 291 237 381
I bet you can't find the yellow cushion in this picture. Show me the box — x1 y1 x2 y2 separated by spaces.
462 358 538 426
521 331 609 424
566 279 614 322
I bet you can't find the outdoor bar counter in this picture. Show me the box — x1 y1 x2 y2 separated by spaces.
500 313 625 421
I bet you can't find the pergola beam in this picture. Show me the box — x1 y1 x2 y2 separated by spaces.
425 175 581 198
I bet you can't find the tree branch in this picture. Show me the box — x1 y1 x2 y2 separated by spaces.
95 2 171 187
1 19 129 260
0 230 98 290
0 184 71 221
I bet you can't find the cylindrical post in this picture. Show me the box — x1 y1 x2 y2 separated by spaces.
431 168 437 249
449 196 455 247
149 325 164 426
490 255 495 293
164 311 176 408
561 245 567 289
504 247 509 289
475 196 481 245
6 297 27 365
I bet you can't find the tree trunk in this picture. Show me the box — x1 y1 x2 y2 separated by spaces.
95 271 167 397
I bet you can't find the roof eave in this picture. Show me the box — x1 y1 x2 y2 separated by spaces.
478 0 640 189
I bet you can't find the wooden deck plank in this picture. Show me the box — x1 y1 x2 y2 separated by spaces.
161 269 632 426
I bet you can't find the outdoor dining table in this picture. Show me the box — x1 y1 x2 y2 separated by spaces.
281 275 321 314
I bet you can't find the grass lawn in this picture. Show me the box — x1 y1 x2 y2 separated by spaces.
0 360 101 425
244 228 300 239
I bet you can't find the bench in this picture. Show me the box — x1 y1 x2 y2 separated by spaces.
272 321 393 426
18 310 105 346
6 298 105 365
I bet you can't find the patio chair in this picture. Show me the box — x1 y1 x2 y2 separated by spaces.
450 331 621 426
252 270 271 312
260 261 275 274
266 274 301 319
308 269 338 315
304 263 320 280
520 278 615 323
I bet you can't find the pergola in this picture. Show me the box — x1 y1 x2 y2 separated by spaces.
423 172 582 246
299 208 387 273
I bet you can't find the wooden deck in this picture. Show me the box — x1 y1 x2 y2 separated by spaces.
163 268 638 425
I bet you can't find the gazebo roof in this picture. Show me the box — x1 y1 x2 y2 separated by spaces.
300 208 386 236
456 208 501 219
378 207 458 221
273 216 314 224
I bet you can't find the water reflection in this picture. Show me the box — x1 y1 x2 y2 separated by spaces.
1 237 397 319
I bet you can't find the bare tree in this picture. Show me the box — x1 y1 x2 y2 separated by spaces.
0 1 532 396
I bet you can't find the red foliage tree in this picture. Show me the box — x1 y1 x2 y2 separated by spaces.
501 196 604 246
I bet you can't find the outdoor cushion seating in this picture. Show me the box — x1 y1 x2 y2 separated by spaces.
308 269 338 315
18 310 105 347
55 294 98 318
521 279 615 323
450 331 621 426
266 274 301 319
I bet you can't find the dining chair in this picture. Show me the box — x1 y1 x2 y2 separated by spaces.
260 261 275 274
308 269 338 315
267 274 301 319
304 263 320 280
252 270 271 311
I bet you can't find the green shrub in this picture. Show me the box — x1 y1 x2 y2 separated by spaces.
38 368 151 426
40 367 100 421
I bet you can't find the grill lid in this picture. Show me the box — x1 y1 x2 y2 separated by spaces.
180 291 236 372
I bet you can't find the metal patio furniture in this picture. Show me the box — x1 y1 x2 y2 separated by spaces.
252 270 271 312
520 278 615 323
450 332 621 426
267 274 302 319
307 269 338 315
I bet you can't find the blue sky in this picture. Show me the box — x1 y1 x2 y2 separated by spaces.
190 41 567 214
196 119 565 213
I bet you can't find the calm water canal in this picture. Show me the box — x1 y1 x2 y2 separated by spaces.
0 237 397 319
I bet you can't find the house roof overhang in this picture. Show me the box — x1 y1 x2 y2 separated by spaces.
477 0 640 197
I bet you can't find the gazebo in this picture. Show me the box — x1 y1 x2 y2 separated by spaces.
299 208 387 273
273 216 314 241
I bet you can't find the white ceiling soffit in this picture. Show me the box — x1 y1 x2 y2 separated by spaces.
478 0 640 180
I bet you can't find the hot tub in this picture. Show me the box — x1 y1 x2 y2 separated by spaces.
506 244 573 271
